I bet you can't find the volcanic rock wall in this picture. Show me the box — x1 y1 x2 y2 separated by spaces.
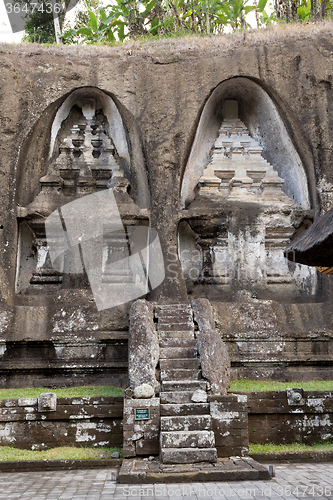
1 25 333 385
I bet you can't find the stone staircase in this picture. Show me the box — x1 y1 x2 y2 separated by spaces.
155 303 217 464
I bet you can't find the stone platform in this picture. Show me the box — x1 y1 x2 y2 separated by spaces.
118 456 271 483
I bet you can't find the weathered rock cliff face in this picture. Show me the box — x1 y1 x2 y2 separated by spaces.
1 25 333 385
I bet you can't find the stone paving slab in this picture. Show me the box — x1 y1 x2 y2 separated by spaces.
251 451 333 463
0 463 333 499
118 456 271 483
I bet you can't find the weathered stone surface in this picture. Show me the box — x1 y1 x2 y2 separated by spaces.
160 430 215 448
191 389 208 403
123 397 160 458
2 29 333 386
161 415 212 432
210 397 249 457
133 384 154 399
192 298 230 395
158 330 195 339
136 438 159 455
159 358 200 369
38 393 57 412
159 338 198 348
162 380 206 392
160 403 210 416
160 346 197 359
160 368 201 381
128 300 159 391
160 391 197 404
160 448 217 464
0 396 123 449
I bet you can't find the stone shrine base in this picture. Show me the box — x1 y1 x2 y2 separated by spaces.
118 456 271 483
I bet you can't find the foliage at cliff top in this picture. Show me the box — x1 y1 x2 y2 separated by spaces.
1 18 333 55
18 0 333 46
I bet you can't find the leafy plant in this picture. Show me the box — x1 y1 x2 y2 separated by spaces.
217 0 255 31
62 4 120 42
297 0 311 20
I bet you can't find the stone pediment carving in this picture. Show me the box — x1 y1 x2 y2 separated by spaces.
16 96 149 296
196 102 292 205
179 100 317 301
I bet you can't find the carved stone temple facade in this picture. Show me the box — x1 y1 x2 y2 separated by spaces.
1 30 333 395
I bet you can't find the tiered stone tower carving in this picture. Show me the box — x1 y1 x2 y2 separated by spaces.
197 108 288 203
180 100 316 298
16 98 146 295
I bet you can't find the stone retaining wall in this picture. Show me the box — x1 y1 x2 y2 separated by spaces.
0 395 123 450
242 390 333 445
209 394 249 457
0 390 332 450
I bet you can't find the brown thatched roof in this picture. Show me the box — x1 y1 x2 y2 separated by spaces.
284 207 333 267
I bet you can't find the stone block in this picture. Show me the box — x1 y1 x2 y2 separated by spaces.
160 346 197 359
161 415 212 432
129 299 159 391
144 430 159 440
160 430 215 448
159 358 200 369
123 443 136 458
160 403 210 416
162 380 206 392
157 322 194 332
158 330 195 339
161 447 217 464
159 338 197 348
160 369 201 381
160 391 194 404
136 439 159 455
215 434 249 447
38 393 57 412
216 446 249 458
192 298 230 395
18 398 37 407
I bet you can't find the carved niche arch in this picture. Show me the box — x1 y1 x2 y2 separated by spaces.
179 78 318 302
15 87 150 297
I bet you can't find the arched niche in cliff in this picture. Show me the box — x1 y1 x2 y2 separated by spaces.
179 78 318 302
16 87 149 210
15 87 150 297
180 77 315 210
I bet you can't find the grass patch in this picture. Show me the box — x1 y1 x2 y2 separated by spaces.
0 385 124 401
250 442 333 454
2 20 333 61
1 380 333 400
229 380 333 392
0 446 122 461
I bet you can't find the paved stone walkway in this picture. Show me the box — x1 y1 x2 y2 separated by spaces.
0 463 332 499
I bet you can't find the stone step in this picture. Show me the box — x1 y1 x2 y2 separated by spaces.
160 430 215 449
160 346 197 359
160 448 217 464
161 403 210 416
162 380 207 392
159 330 195 339
159 358 200 369
155 303 192 311
159 338 198 348
161 415 212 432
155 311 193 322
160 368 201 381
157 322 194 332
160 391 196 404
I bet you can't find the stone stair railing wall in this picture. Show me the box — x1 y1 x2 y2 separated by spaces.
123 298 249 462
0 393 123 450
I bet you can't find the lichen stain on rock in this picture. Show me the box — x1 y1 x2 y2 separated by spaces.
307 398 325 412
0 311 8 334
53 309 87 333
